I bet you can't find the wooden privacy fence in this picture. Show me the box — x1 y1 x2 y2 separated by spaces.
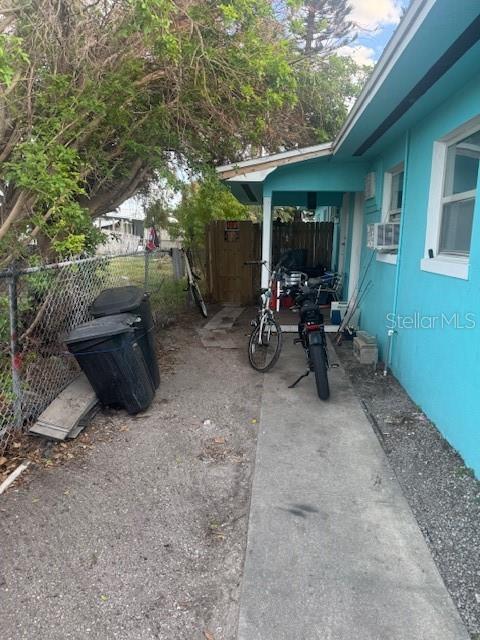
205 220 261 305
205 220 333 305
272 221 333 269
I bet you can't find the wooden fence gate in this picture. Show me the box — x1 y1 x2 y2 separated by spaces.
206 220 261 305
206 220 333 305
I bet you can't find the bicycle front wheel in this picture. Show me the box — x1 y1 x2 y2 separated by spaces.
248 317 282 372
190 282 208 318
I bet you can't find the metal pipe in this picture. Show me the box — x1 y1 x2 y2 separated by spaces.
386 129 411 374
144 250 150 291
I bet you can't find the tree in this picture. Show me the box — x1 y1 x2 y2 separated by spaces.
0 0 296 262
166 176 248 248
270 0 366 148
282 0 355 56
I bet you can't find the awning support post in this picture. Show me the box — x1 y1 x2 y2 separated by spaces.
261 195 272 288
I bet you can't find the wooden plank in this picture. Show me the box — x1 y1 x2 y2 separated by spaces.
29 374 98 440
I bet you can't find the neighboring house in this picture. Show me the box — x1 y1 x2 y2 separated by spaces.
217 0 480 476
95 200 180 253
95 200 146 254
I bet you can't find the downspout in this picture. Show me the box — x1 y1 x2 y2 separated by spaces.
385 129 411 376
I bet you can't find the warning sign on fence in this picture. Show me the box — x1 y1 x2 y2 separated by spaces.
224 221 240 242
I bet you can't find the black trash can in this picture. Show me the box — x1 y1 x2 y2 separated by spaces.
90 286 160 389
65 314 154 414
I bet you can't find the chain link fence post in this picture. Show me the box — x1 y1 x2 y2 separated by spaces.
144 249 150 292
171 248 184 281
7 266 22 429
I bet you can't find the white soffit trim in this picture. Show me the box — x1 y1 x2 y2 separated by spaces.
227 168 276 183
333 0 435 154
216 142 333 179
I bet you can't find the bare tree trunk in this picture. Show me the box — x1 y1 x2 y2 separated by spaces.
304 3 317 54
81 159 151 218
0 192 29 241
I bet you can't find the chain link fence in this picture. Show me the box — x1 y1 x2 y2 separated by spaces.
0 249 186 453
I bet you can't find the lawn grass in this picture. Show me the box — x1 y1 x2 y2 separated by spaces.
107 254 186 321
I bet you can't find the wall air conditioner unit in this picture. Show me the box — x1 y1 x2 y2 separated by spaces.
366 222 400 252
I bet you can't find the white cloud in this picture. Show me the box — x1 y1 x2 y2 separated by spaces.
349 0 403 31
337 44 377 66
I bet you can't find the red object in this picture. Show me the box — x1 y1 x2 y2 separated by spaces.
306 323 323 331
13 353 23 369
270 279 280 311
281 295 294 309
146 226 159 251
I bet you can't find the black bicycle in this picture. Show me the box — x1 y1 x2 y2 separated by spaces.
184 249 207 318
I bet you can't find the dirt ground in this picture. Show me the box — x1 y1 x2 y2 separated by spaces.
3 311 480 640
336 340 480 640
0 309 260 640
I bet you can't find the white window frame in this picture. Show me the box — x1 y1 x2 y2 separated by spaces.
421 115 480 280
377 162 404 265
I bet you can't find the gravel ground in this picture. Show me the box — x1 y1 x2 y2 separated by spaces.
336 340 480 639
0 309 260 640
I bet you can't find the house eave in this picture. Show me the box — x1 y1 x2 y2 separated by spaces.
216 142 333 179
333 0 434 155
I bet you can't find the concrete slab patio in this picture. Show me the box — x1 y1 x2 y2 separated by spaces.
237 338 470 640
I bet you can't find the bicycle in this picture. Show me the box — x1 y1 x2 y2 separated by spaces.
245 260 283 372
183 248 208 318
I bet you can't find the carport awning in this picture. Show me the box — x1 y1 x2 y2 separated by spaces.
221 155 368 206
272 191 344 207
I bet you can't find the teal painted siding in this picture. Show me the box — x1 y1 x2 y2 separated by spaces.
342 193 355 297
357 139 406 358
264 157 367 196
391 74 480 476
354 75 480 475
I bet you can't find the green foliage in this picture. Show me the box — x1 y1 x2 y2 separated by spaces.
0 34 28 86
171 176 249 248
0 0 366 262
1 0 300 262
294 55 369 144
285 0 354 54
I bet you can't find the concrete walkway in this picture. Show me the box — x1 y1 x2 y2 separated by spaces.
238 339 469 640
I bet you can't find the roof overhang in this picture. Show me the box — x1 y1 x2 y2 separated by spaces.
216 142 333 180
217 0 480 198
334 0 480 157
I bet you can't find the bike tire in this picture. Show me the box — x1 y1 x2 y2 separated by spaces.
248 317 282 372
310 344 330 400
191 282 208 318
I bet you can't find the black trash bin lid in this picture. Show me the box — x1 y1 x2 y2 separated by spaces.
65 313 139 345
90 286 145 317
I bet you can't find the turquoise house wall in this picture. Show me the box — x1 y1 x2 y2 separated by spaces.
351 74 480 475
357 138 406 358
390 74 480 476
264 157 367 197
342 193 356 298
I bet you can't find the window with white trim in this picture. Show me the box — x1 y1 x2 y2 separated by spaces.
438 130 479 255
422 116 480 280
383 164 404 223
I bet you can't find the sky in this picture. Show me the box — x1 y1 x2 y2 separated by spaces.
338 0 411 66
